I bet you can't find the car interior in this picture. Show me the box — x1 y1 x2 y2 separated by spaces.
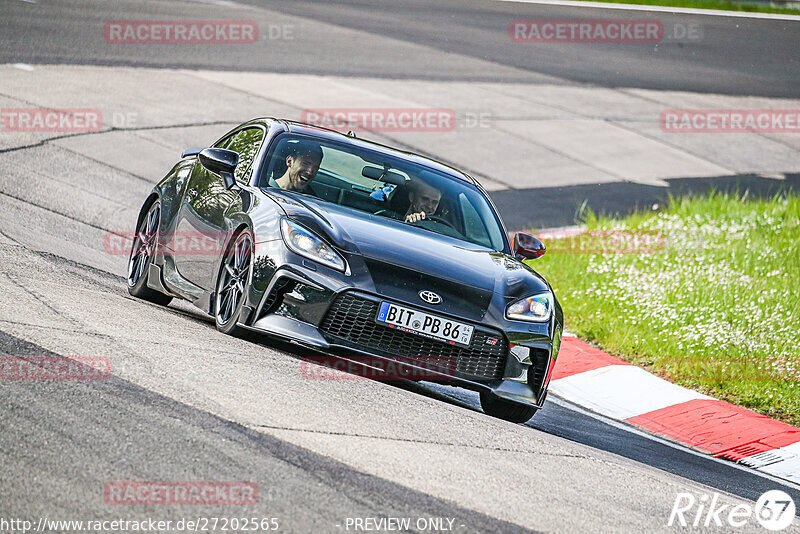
258 136 503 249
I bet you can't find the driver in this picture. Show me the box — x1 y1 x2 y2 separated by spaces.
404 178 442 223
269 141 323 193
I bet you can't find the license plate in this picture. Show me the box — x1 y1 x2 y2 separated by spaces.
376 301 474 348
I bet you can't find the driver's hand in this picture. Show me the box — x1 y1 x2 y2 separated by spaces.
405 211 426 223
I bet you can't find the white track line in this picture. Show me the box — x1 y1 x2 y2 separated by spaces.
492 0 800 20
549 365 711 420
755 443 800 482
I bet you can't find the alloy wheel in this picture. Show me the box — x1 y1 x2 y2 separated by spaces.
215 232 252 326
128 203 160 288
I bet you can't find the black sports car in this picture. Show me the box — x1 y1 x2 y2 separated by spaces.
127 118 563 423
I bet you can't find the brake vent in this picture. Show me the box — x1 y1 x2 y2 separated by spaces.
258 278 297 319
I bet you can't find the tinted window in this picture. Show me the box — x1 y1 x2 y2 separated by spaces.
259 134 507 252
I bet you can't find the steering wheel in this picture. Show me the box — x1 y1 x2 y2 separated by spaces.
422 215 456 230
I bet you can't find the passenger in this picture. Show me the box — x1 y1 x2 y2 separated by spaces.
269 141 323 193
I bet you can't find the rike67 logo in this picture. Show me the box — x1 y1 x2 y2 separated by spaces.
668 490 796 531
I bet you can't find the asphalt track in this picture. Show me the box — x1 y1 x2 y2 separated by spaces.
2 0 799 96
1 0 799 532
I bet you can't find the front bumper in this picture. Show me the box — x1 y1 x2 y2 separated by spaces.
239 240 561 408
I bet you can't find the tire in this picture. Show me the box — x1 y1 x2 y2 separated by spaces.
214 230 253 336
127 200 173 306
480 391 538 424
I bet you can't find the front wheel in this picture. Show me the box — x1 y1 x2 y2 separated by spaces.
480 392 538 424
214 231 253 336
127 201 173 306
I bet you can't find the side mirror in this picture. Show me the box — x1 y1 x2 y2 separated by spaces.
514 232 546 260
199 148 239 190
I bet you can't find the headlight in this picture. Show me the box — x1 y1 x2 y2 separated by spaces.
506 292 553 322
280 219 346 272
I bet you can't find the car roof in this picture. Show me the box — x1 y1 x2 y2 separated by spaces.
247 117 477 186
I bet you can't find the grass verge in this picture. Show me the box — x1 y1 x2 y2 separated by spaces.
571 0 800 15
529 192 800 425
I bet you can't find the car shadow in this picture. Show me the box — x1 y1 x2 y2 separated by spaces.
151 307 800 503
398 381 800 503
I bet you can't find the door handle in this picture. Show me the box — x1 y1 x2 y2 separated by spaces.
187 187 198 199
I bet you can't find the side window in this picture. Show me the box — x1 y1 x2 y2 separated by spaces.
224 128 266 183
458 193 492 247
213 135 231 149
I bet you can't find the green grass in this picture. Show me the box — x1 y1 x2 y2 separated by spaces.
572 0 800 15
529 192 800 425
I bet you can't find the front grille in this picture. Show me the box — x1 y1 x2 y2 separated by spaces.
319 292 507 380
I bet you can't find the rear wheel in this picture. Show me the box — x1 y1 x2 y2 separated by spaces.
480 392 538 424
214 231 253 336
127 201 173 305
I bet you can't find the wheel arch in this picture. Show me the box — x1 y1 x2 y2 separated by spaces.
135 192 161 234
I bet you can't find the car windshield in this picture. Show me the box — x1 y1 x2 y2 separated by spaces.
259 133 508 252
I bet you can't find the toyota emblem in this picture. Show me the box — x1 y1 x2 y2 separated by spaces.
418 290 442 305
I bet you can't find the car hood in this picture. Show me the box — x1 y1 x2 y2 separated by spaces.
265 190 549 300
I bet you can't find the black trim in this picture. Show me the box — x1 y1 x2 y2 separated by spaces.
319 291 508 381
